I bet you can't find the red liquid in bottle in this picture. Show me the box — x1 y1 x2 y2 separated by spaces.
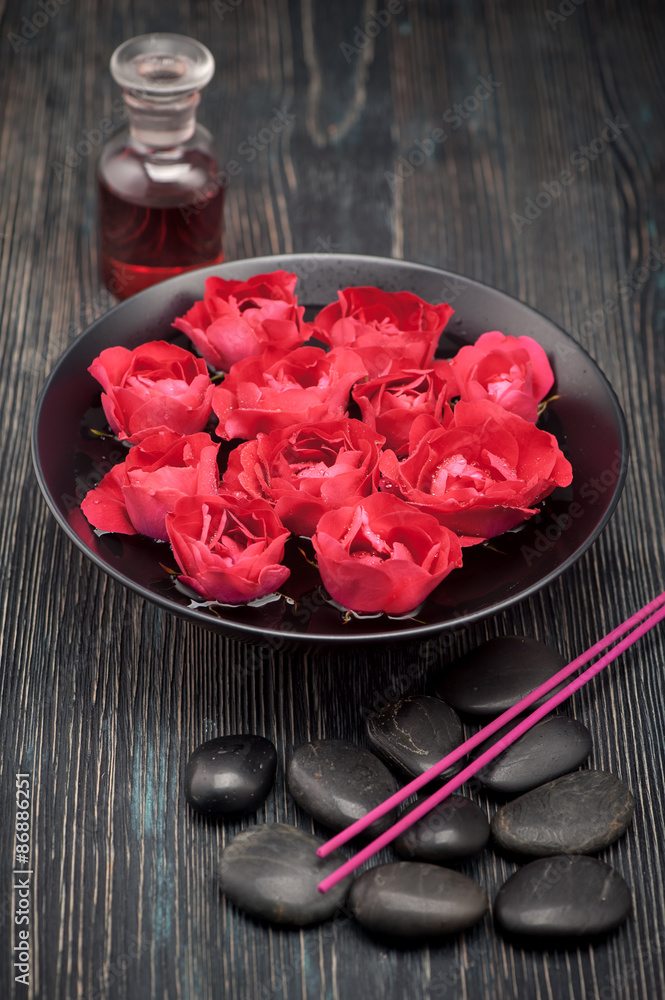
98 147 224 298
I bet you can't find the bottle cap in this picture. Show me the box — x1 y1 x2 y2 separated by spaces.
110 34 215 146
110 34 215 98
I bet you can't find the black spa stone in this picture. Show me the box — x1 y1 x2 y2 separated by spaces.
185 734 277 817
494 855 632 940
349 862 489 939
287 740 399 838
472 714 593 795
433 636 568 719
393 794 490 865
219 823 352 926
490 769 635 856
365 695 464 782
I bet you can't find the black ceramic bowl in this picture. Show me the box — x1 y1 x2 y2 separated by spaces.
31 253 628 645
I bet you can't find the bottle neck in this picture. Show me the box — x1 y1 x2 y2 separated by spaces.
122 89 201 148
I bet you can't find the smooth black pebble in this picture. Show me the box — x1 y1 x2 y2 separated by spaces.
433 636 567 719
185 734 277 817
287 740 399 838
366 695 464 782
494 855 632 940
349 862 488 939
472 714 593 795
219 823 352 926
491 769 635 856
394 794 490 864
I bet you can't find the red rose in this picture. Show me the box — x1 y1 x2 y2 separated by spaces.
212 345 367 441
165 493 291 604
311 492 463 614
88 341 214 444
352 360 458 457
380 400 573 538
310 286 453 378
80 431 220 542
222 418 385 537
173 271 306 372
450 331 554 421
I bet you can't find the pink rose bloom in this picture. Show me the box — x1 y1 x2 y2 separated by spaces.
166 493 290 605
222 417 385 536
311 492 464 614
80 431 220 542
380 399 573 538
88 341 214 444
450 331 554 421
173 271 306 371
310 286 454 378
352 359 458 457
212 345 367 441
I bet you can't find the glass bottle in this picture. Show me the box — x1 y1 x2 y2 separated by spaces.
98 33 224 299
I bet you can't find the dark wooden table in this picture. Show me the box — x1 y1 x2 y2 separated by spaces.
2 0 665 997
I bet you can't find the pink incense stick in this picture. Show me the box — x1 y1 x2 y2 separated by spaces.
319 589 665 860
317 591 665 894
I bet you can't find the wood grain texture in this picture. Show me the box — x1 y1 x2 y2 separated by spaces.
1 0 665 997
